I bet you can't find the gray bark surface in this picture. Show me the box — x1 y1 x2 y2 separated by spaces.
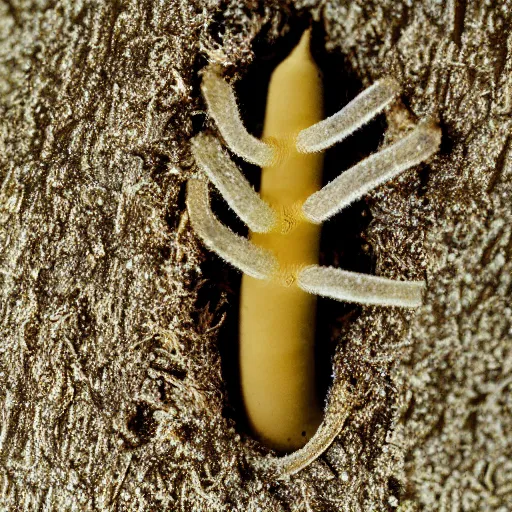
0 0 510 510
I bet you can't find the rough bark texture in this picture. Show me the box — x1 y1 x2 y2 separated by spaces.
0 0 511 510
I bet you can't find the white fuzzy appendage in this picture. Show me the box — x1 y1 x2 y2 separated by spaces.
201 69 276 167
302 121 442 224
186 179 278 280
297 265 425 307
191 133 276 233
296 78 400 154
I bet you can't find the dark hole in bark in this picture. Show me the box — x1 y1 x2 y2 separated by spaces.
164 178 187 235
198 21 384 443
387 476 403 507
127 402 157 446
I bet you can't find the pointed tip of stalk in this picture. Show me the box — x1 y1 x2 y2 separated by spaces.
288 29 313 63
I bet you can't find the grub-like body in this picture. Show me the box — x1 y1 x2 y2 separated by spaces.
240 33 324 451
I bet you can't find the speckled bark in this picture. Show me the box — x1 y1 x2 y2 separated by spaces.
0 0 510 510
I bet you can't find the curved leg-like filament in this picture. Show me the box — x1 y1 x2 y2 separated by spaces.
256 384 352 477
297 265 425 307
186 178 278 280
296 78 400 154
301 121 441 224
201 68 276 167
191 133 277 233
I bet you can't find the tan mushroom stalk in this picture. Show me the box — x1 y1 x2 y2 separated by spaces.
239 30 324 452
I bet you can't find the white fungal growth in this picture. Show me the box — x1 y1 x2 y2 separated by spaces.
296 78 400 153
201 69 276 167
186 178 278 279
301 121 442 224
297 265 425 307
191 133 277 233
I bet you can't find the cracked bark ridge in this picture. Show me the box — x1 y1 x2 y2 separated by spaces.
0 0 510 510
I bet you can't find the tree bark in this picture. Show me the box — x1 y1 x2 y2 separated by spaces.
0 0 510 510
